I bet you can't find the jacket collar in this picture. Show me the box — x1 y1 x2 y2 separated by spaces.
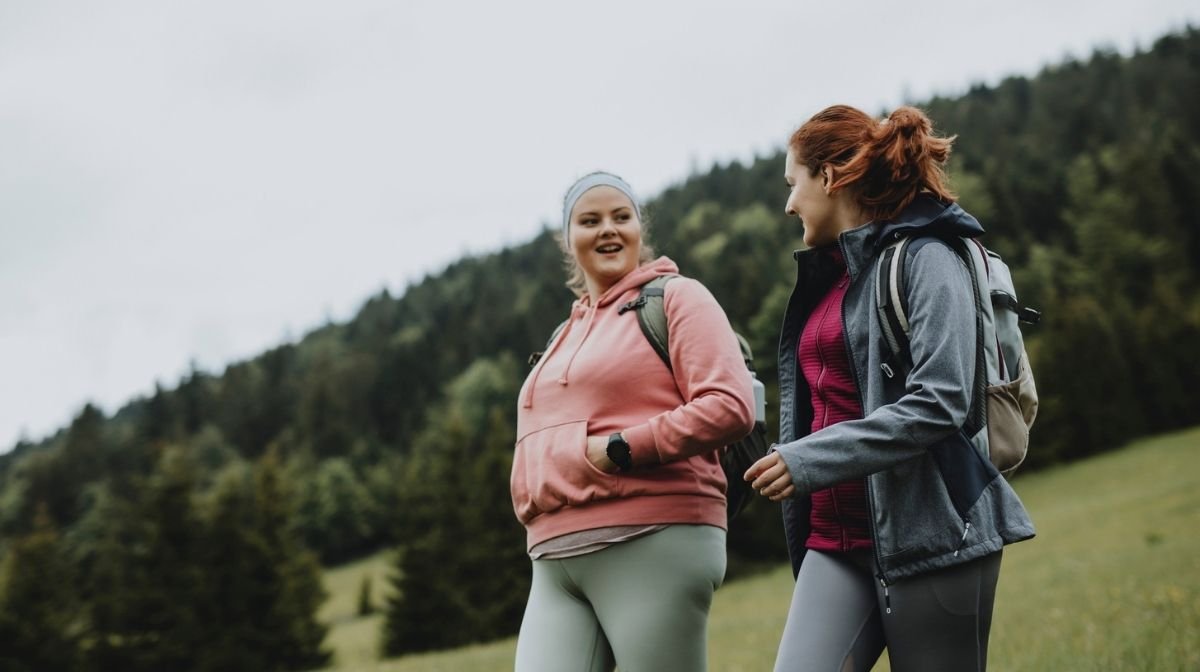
793 195 986 280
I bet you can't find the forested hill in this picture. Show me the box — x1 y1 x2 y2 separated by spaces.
1 27 1198 667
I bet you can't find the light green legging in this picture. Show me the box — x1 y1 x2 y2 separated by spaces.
514 524 727 672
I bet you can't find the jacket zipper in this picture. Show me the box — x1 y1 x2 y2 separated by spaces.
784 250 806 442
954 520 972 557
836 236 893 607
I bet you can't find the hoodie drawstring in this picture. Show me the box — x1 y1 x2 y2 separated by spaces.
557 306 597 387
522 312 576 409
521 303 599 408
522 259 680 409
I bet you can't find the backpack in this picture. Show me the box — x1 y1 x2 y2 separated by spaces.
875 235 1041 477
529 275 769 520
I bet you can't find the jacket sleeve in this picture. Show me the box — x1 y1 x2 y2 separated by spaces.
621 278 757 466
776 242 976 495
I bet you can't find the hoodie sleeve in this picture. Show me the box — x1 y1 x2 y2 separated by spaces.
775 241 976 495
621 278 757 466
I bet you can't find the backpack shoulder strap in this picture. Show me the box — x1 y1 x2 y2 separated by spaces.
527 319 569 368
619 275 676 371
877 233 987 435
620 274 759 380
875 236 912 367
876 235 978 353
546 319 569 349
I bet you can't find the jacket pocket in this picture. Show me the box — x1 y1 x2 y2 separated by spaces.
510 419 614 524
928 430 996 519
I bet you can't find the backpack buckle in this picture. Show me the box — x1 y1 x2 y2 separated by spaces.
618 296 647 315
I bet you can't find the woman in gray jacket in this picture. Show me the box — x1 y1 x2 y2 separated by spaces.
745 104 1035 671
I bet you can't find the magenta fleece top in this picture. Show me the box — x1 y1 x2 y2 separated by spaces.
797 252 873 552
512 257 756 551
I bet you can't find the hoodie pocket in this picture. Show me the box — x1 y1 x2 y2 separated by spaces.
510 419 615 524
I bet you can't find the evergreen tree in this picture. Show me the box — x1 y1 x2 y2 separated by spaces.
294 457 375 562
83 448 206 672
82 448 330 672
383 423 474 655
176 362 216 435
383 357 530 655
0 506 82 672
250 449 332 670
357 574 375 616
19 404 107 532
195 452 330 671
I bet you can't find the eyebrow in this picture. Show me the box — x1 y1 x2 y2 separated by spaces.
576 206 632 218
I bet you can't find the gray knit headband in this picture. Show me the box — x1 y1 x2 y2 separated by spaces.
561 171 641 240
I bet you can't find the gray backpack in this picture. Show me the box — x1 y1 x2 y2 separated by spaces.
876 236 1040 477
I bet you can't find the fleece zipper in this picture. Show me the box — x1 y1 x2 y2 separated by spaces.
836 235 893 608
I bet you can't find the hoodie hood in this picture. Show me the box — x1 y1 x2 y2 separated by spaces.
873 195 985 252
522 256 680 408
585 256 680 309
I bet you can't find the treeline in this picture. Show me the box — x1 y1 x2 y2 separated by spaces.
0 435 329 671
2 27 1199 668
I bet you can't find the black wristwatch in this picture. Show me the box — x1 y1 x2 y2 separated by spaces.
606 432 633 472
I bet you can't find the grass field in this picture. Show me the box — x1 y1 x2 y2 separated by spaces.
317 426 1200 671
318 550 396 668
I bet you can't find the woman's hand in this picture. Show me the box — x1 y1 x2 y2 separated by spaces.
587 435 619 473
745 452 796 501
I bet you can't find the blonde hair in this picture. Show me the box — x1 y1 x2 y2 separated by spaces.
557 172 657 297
556 219 657 297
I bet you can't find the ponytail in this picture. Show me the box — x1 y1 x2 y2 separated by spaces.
789 105 956 221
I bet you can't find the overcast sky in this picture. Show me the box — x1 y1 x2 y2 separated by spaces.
2 0 1197 451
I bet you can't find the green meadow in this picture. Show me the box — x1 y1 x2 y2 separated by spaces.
318 427 1200 671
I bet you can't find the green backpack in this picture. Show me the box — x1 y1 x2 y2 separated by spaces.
530 275 769 520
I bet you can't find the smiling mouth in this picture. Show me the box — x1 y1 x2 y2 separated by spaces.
595 244 623 254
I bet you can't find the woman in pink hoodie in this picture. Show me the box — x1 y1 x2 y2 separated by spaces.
511 171 756 672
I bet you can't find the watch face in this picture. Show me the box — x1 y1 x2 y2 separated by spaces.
607 434 632 470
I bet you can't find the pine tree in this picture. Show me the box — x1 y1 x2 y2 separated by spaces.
83 448 206 672
383 357 529 655
19 404 107 533
249 449 331 670
357 574 375 616
202 452 331 671
382 432 470 655
0 506 82 672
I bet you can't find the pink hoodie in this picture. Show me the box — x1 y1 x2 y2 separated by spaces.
511 257 756 550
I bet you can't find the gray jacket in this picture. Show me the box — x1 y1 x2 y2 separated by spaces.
776 195 1035 584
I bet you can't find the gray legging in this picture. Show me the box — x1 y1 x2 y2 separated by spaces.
514 524 726 672
775 549 1002 672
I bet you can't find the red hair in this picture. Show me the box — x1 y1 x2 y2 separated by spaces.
789 105 956 222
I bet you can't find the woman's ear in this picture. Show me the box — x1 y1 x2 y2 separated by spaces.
821 165 833 194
